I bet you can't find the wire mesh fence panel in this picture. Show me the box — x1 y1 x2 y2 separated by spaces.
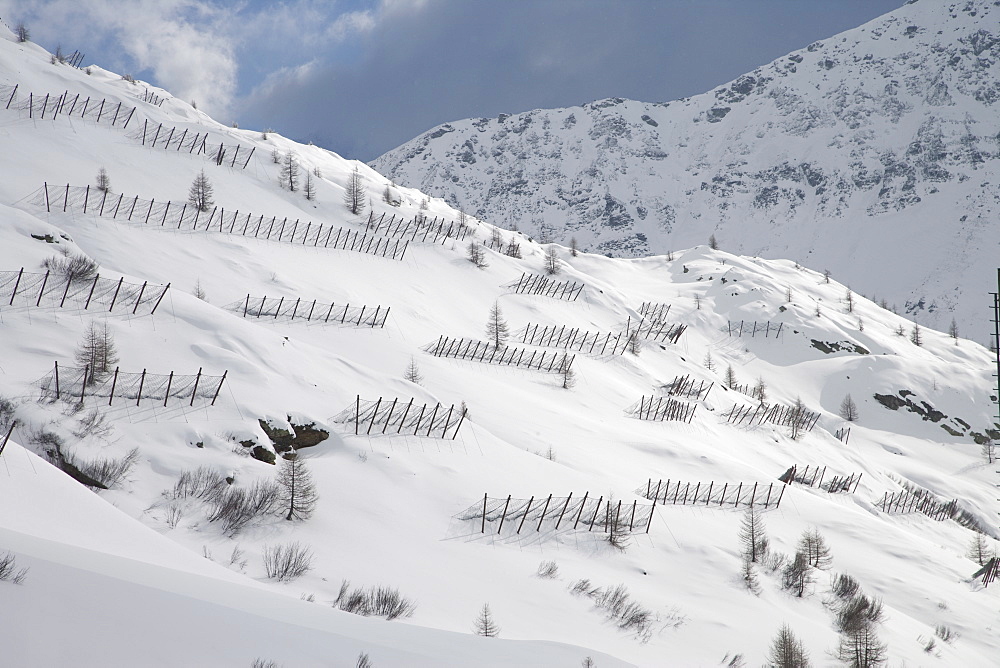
726 319 784 339
330 396 466 439
424 336 575 373
227 295 389 328
26 184 407 260
455 493 655 535
0 269 168 315
36 363 227 407
636 478 785 509
505 273 585 301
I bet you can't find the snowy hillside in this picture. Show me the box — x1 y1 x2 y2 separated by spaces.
1 19 999 668
372 0 1000 340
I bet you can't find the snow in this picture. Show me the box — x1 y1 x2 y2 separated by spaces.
0 18 998 668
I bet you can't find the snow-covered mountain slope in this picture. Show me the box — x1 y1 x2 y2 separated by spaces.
1 21 999 668
371 0 1000 339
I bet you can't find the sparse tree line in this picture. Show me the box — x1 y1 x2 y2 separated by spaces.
738 507 889 666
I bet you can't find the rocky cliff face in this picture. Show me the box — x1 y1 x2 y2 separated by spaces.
372 0 1000 337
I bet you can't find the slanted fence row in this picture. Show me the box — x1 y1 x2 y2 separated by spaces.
457 493 655 536
637 478 785 509
638 302 671 323
138 88 167 106
30 184 408 261
663 374 713 400
509 273 584 301
0 268 168 315
482 235 522 258
127 120 255 169
630 317 687 344
726 401 821 432
229 295 388 328
727 319 783 339
425 336 575 373
625 396 697 423
364 211 471 244
974 557 999 587
778 465 861 494
37 362 226 407
519 323 634 356
332 395 466 439
834 427 851 444
0 82 254 169
878 489 957 520
1 83 136 128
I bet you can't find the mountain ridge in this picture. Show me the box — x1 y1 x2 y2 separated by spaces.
372 0 1000 339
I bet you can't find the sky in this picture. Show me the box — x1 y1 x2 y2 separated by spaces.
1 0 906 161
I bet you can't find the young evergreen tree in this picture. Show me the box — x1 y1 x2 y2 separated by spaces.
544 246 560 275
343 166 367 215
473 603 500 637
708 234 719 250
404 356 423 385
703 351 716 372
910 324 923 346
752 377 767 404
188 169 214 212
304 172 316 201
967 533 995 567
839 394 859 422
739 506 768 564
75 321 119 385
96 167 111 193
467 241 487 268
15 21 30 42
948 318 959 344
277 451 318 521
797 528 833 569
766 624 811 668
725 365 738 390
837 625 887 668
280 151 299 191
560 358 577 390
845 288 855 313
486 301 509 349
570 237 579 257
781 551 813 598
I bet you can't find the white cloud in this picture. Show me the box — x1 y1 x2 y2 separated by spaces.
1 0 238 117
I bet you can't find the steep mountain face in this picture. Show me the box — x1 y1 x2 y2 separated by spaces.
372 0 1000 337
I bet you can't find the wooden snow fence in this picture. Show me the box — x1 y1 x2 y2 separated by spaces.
637 478 785 509
725 400 820 432
877 489 958 521
625 396 697 423
777 465 861 493
663 374 713 400
507 273 584 301
37 362 227 408
332 395 467 440
229 295 388 328
425 337 575 373
1 83 136 128
29 184 407 260
0 269 168 315
363 210 471 245
458 493 655 537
